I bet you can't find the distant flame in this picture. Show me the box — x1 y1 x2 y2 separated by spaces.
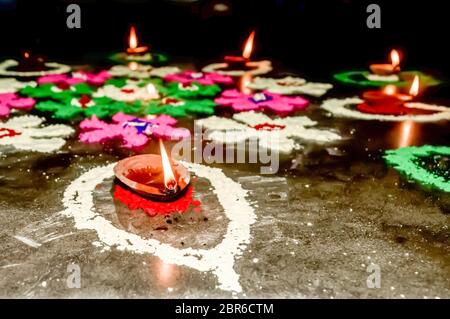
24 51 30 59
242 30 255 59
146 83 159 99
129 26 138 49
159 139 177 191
409 75 420 97
383 85 397 96
390 49 400 68
128 62 138 71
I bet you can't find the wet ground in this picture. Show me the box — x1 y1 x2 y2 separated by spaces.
0 64 449 299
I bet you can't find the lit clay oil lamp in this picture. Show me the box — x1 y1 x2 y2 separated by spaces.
223 30 255 71
114 140 190 201
109 25 168 65
369 49 401 76
357 76 440 115
202 30 272 76
126 26 149 56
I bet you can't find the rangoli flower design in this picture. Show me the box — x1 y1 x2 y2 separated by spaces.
215 89 309 114
20 83 93 101
35 96 141 121
164 70 233 86
0 93 36 118
38 70 111 86
0 59 71 77
247 76 333 97
144 97 216 118
78 112 190 150
196 111 341 154
0 78 36 94
109 64 180 79
384 146 450 192
0 115 74 153
158 81 222 100
93 80 160 102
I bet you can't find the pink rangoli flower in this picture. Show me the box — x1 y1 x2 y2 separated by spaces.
38 70 111 87
79 112 190 150
215 89 309 114
0 93 36 118
164 70 233 86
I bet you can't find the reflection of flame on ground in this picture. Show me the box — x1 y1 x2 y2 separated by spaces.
153 259 180 288
395 121 419 149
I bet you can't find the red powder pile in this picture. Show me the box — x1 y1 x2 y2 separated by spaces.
114 185 201 217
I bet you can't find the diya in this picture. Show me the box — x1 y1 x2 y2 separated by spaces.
109 25 168 65
114 140 190 200
333 49 440 88
0 51 71 77
321 76 450 122
202 30 272 76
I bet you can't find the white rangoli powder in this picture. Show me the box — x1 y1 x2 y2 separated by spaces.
61 162 257 293
0 115 74 153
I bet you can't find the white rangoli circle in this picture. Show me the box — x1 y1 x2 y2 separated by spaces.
321 97 450 122
61 162 256 293
0 59 71 77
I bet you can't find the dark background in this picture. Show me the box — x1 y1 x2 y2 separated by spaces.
0 0 449 82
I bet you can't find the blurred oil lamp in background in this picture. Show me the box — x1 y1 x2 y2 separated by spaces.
357 76 438 115
17 51 47 72
114 140 190 201
202 30 272 76
109 25 168 65
334 49 441 88
223 30 255 70
0 51 71 77
370 49 401 76
126 26 149 56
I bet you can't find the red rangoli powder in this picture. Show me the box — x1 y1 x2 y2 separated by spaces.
0 128 21 139
357 102 437 116
114 185 201 217
251 123 286 131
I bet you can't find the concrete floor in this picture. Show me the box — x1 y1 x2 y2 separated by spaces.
0 100 449 299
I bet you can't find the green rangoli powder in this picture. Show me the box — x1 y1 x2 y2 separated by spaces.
384 145 450 192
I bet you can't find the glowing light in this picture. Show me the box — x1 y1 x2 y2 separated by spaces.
409 75 420 97
390 49 401 68
159 139 177 191
242 31 255 59
129 26 138 49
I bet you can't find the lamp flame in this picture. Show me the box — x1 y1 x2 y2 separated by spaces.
146 83 158 97
129 26 138 49
390 49 400 68
409 75 420 97
242 30 255 59
159 139 177 191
